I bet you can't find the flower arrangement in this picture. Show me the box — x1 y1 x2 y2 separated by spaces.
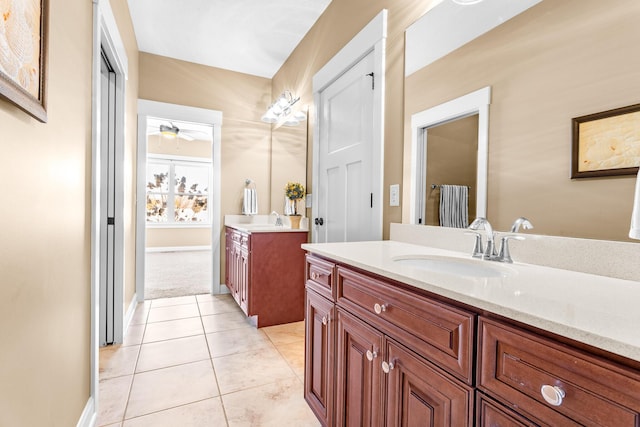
285 181 305 216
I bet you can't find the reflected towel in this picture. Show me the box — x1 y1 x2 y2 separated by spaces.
630 169 640 239
242 188 258 215
439 185 469 228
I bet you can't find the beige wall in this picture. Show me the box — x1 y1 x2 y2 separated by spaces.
111 0 141 344
273 0 440 239
0 0 138 423
0 1 93 423
404 0 640 241
146 227 212 248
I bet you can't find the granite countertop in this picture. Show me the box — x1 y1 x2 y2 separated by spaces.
302 240 640 363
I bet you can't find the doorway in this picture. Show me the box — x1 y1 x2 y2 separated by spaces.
144 118 215 299
312 10 386 243
136 101 223 302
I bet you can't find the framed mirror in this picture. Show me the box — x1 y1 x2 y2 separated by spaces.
409 86 490 226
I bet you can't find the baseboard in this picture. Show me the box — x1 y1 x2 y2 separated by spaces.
76 396 96 427
145 245 211 253
124 293 138 334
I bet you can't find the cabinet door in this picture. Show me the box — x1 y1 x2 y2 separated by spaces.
231 242 241 304
305 289 336 426
477 393 540 427
239 245 249 315
384 339 473 427
335 309 384 427
225 230 234 295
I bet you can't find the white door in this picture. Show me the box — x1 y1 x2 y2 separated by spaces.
99 50 117 345
315 51 376 243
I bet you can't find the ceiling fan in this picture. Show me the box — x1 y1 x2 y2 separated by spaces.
148 122 195 141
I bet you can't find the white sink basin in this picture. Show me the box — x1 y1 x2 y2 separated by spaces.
392 255 513 278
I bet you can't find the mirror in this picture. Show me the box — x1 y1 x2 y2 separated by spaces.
422 115 478 226
269 108 308 215
410 87 490 227
404 1 639 241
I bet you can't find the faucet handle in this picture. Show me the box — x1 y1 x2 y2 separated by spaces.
464 231 484 258
498 234 525 263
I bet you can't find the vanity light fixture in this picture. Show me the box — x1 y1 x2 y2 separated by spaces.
261 90 307 126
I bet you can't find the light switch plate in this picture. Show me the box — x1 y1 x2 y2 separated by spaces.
390 184 400 207
306 195 312 208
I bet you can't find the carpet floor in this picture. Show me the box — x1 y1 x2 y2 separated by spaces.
145 250 212 299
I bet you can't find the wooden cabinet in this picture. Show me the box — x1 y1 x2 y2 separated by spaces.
336 266 475 384
304 253 640 427
305 255 474 427
478 317 640 427
305 287 336 426
224 226 307 327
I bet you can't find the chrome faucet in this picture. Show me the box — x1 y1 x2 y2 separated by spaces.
468 217 498 260
510 217 534 233
271 211 283 227
498 217 534 263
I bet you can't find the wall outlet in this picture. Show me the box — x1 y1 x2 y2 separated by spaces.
390 184 400 207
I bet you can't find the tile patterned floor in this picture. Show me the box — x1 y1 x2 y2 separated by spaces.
98 294 319 426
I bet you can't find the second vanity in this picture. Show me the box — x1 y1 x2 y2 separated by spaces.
225 216 308 327
301 235 640 426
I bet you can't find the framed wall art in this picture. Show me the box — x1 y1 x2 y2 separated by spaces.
0 0 49 123
571 103 640 178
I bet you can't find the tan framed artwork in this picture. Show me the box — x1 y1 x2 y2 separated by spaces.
0 0 49 123
571 103 640 179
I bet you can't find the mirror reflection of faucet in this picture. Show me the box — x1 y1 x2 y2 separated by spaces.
271 211 283 227
467 217 533 263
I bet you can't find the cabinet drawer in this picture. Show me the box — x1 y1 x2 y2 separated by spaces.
479 318 640 426
476 392 552 427
306 255 336 301
336 266 474 383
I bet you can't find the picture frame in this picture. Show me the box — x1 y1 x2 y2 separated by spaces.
0 0 49 123
571 103 640 179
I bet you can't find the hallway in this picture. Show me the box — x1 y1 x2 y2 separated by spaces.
98 294 319 426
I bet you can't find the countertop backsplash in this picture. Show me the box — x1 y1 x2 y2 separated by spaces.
390 223 640 282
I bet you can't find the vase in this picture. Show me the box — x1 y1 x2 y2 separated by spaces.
289 215 302 229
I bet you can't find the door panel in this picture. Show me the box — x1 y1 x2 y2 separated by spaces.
335 309 383 426
317 51 375 243
99 50 117 346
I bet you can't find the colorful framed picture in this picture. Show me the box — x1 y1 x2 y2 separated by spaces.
0 0 49 123
571 103 640 179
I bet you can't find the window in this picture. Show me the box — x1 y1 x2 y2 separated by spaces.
146 156 211 225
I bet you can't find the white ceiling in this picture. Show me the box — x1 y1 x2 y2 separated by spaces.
127 0 332 78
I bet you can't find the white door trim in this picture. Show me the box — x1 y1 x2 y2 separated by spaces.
135 100 223 302
88 0 128 424
312 10 387 243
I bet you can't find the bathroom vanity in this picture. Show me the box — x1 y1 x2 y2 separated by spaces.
302 239 640 426
225 222 307 327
